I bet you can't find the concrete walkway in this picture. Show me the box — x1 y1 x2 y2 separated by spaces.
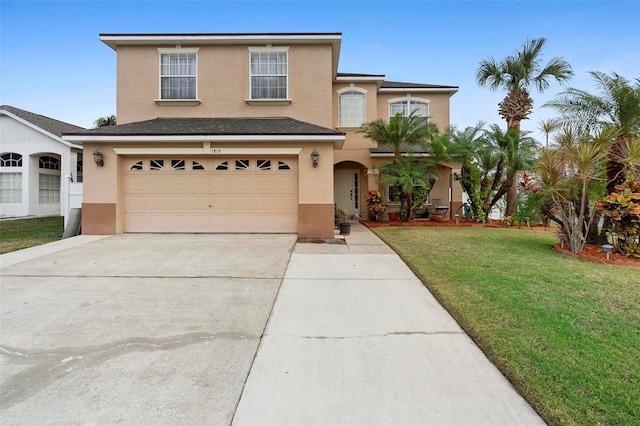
234 222 545 425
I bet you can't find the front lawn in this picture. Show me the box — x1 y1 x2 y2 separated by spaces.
372 226 639 426
0 216 64 254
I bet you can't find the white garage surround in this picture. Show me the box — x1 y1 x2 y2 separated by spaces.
122 156 298 233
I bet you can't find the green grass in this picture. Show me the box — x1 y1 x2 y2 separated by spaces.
372 226 639 426
0 216 64 254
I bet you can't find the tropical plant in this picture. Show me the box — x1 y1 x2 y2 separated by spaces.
535 135 609 253
476 38 573 215
360 111 439 221
537 118 560 149
93 114 117 127
544 71 640 193
359 111 437 162
597 180 640 258
377 159 435 221
365 190 386 222
456 125 537 222
334 207 351 224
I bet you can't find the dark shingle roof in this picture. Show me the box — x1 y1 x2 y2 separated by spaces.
370 143 427 154
64 117 344 137
1 105 85 137
337 72 385 78
381 81 458 89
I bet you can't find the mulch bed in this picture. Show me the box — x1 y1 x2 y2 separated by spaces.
554 244 639 267
361 219 639 268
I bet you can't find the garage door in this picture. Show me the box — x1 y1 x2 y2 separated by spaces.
123 157 298 233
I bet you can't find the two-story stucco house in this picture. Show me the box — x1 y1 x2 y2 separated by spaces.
1 105 84 218
63 32 460 239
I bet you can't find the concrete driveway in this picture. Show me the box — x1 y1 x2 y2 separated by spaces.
1 234 297 425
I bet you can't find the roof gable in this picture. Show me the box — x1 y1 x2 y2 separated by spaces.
1 105 84 149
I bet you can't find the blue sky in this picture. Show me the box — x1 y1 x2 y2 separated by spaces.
1 0 639 143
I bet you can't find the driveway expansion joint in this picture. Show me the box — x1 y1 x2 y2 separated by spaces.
266 331 466 340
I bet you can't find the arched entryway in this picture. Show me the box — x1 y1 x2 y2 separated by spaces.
333 161 369 218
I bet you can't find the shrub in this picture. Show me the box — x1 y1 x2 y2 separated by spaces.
597 180 640 258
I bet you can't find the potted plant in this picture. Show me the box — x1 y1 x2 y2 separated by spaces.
335 207 352 234
430 212 444 222
365 190 386 222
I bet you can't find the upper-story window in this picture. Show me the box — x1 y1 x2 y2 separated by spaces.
249 48 288 100
338 88 367 127
388 98 430 123
159 48 199 100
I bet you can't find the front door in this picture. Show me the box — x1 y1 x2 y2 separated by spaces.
334 169 359 215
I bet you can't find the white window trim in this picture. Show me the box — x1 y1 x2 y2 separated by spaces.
247 46 290 103
337 86 368 128
156 47 201 104
387 96 430 119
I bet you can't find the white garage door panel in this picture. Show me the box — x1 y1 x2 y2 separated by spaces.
124 157 298 233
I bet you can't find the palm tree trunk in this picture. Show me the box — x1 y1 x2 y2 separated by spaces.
505 174 518 217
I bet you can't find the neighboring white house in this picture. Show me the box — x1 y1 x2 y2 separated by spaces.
0 105 84 218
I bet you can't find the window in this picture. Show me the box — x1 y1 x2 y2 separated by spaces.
160 52 197 100
216 161 229 171
0 173 22 203
171 160 185 170
278 161 291 170
250 51 288 99
388 98 429 123
1 153 22 167
235 159 250 170
257 160 271 171
150 160 164 170
192 161 204 170
130 161 143 171
39 156 60 170
39 174 60 204
338 90 366 127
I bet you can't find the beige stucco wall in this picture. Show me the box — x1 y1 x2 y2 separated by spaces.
116 44 334 128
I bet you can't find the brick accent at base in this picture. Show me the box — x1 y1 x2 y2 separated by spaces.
298 203 335 239
82 203 117 235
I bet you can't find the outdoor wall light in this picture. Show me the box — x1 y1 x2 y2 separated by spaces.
602 244 614 260
558 232 566 249
93 148 104 167
311 149 319 168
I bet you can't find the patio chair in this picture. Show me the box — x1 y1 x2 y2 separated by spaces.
431 198 449 218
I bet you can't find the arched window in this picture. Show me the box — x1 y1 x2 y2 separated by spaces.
388 98 429 122
338 89 366 127
39 155 60 170
1 153 22 167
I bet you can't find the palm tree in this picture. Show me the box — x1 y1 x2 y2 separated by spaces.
482 125 538 219
449 123 486 218
537 118 559 149
360 111 438 221
93 115 116 128
544 71 640 192
377 158 435 221
476 38 573 215
359 111 437 162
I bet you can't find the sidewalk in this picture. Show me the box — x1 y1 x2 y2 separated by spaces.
233 221 545 425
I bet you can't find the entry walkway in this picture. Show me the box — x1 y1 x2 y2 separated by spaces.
233 222 544 425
